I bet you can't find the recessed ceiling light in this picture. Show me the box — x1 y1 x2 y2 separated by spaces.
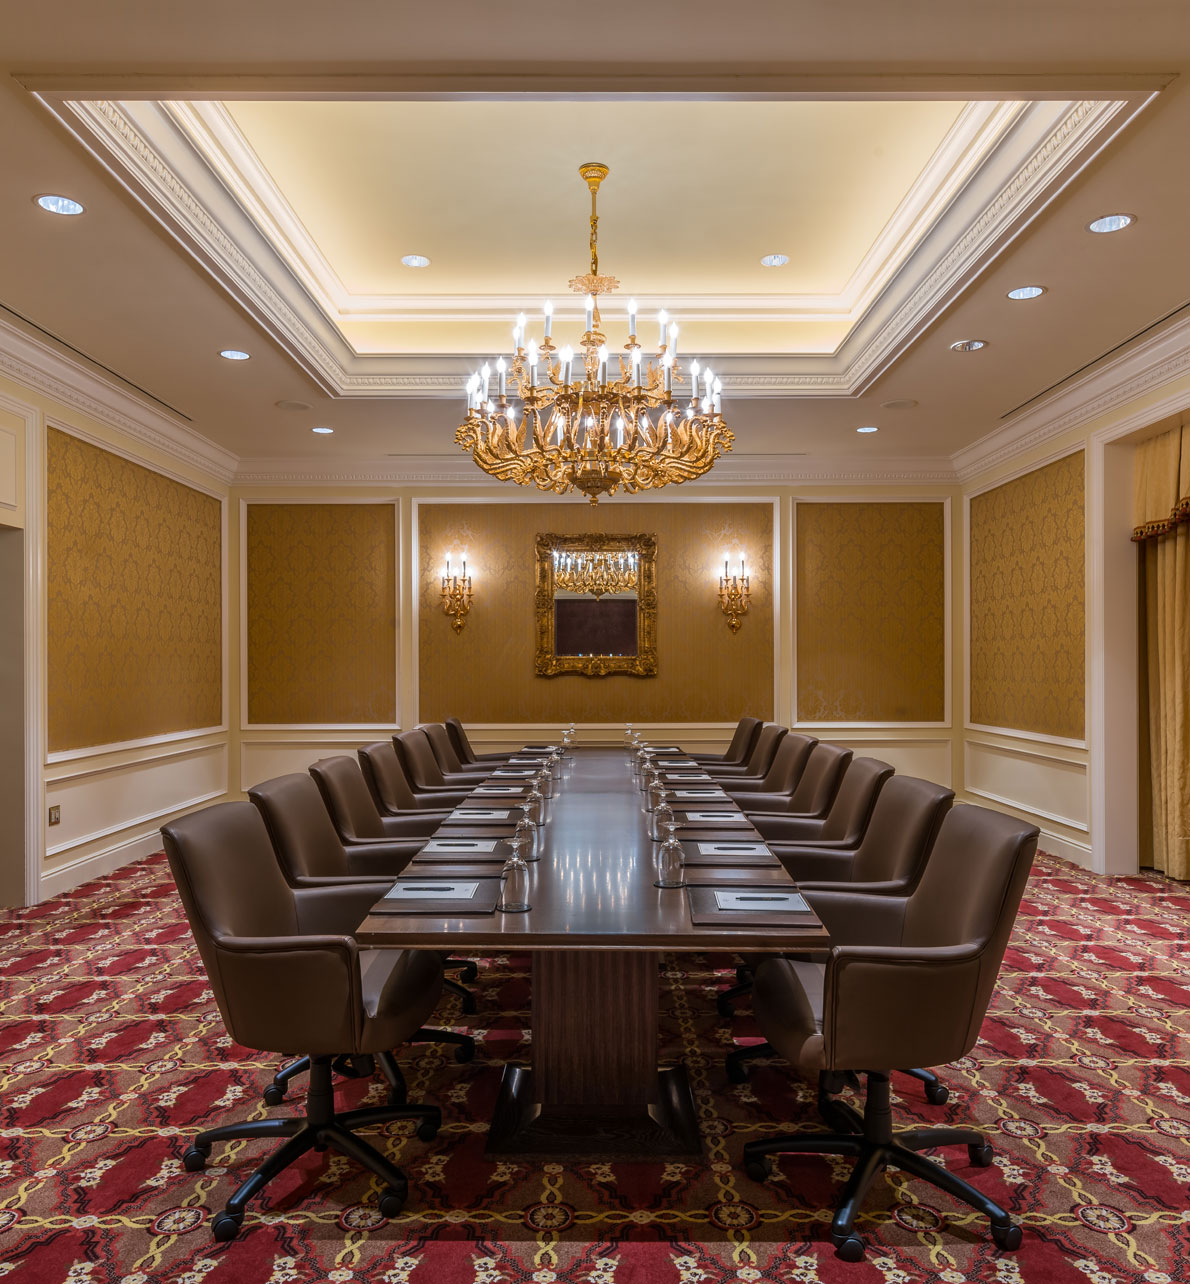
1087 213 1134 234
401 254 431 268
275 399 312 412
880 398 918 410
856 426 879 434
759 253 789 268
950 339 987 353
1007 285 1046 300
312 426 334 435
219 349 250 361
36 194 84 216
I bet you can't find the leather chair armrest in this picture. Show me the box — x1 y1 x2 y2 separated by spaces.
213 934 362 1053
291 874 397 889
341 842 420 877
293 882 393 934
756 816 830 841
800 888 908 946
824 943 985 1071
773 846 859 882
798 877 913 896
377 814 444 839
411 793 472 809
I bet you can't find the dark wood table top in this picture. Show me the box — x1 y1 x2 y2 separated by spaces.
356 747 829 954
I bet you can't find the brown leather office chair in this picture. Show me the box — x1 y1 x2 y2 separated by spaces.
736 741 852 815
746 755 891 836
359 740 471 813
161 801 445 1241
309 755 447 841
419 722 492 778
249 770 479 1021
690 716 763 766
705 722 787 780
720 733 817 796
446 716 511 765
395 729 484 794
739 804 1038 1260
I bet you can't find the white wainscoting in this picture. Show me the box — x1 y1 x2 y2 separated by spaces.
803 734 954 787
239 734 399 792
963 734 1092 868
42 737 229 897
464 722 742 754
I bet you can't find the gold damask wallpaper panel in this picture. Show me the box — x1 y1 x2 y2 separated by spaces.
47 428 222 751
796 502 946 722
418 502 773 724
246 504 396 724
969 451 1085 739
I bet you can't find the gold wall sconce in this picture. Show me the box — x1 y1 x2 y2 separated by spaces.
441 553 473 634
718 555 750 633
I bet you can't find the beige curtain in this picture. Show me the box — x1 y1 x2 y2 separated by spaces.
1134 413 1190 880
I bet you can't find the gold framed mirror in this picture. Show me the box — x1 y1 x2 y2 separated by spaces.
534 533 658 677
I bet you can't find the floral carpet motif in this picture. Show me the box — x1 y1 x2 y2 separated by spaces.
0 853 1186 1283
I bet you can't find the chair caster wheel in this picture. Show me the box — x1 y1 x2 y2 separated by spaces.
991 1222 1022 1250
726 1058 750 1085
378 1182 407 1218
454 1040 476 1064
968 1142 994 1167
460 995 477 1016
832 1233 865 1262
735 965 751 985
743 1156 772 1183
386 1089 407 1108
262 1084 287 1107
924 1082 950 1105
211 1210 243 1242
458 962 479 982
716 995 736 1020
182 1144 210 1172
416 1117 440 1143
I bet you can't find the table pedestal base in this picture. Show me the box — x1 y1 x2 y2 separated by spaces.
485 1063 703 1159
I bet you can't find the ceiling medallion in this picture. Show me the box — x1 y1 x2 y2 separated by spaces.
456 163 734 503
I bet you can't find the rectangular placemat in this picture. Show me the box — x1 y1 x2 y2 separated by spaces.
696 840 769 856
679 840 778 868
371 878 502 916
687 885 818 928
428 825 517 838
411 843 510 864
444 808 514 821
421 838 499 853
674 811 753 826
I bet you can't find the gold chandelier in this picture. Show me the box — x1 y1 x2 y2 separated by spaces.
552 549 639 598
456 162 734 503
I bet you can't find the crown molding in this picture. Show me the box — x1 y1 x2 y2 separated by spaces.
0 314 237 484
953 311 1190 483
38 90 1155 399
231 451 958 487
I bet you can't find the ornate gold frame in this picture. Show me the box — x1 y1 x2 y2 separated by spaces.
534 533 658 677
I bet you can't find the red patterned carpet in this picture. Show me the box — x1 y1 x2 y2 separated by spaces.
0 852 1187 1283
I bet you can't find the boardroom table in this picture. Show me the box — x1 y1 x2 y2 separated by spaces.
355 745 830 1159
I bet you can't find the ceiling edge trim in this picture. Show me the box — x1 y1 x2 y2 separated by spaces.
953 312 1190 483
0 314 237 484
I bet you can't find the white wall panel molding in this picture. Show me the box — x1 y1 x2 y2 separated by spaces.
0 313 236 484
44 741 228 862
964 737 1088 833
39 832 168 901
239 734 398 792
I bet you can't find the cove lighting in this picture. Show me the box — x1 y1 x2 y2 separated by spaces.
1007 285 1046 300
312 426 334 435
856 426 879 434
219 349 250 361
759 253 789 267
950 339 987 353
401 254 431 268
36 194 84 216
1087 214 1134 234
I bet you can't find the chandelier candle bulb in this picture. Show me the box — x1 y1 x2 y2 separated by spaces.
663 351 674 393
543 300 553 339
628 298 637 336
497 358 507 399
585 294 595 333
668 322 679 357
657 309 669 347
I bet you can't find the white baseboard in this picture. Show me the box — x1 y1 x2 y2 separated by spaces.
1038 828 1094 872
39 829 164 900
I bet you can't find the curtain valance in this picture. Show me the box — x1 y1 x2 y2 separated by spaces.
1132 416 1190 541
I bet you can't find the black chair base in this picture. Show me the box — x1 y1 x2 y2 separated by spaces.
726 1038 948 1105
444 976 478 1014
186 1055 440 1241
741 1072 1020 1260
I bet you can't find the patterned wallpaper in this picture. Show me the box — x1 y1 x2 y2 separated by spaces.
969 452 1085 739
796 502 946 722
246 503 396 724
418 502 773 723
47 429 222 751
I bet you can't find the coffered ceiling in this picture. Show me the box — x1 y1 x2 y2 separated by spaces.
0 1 1187 479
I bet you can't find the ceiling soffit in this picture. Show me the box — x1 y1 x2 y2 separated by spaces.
41 89 1155 399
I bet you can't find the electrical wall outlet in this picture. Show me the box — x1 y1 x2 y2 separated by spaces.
48 805 61 826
